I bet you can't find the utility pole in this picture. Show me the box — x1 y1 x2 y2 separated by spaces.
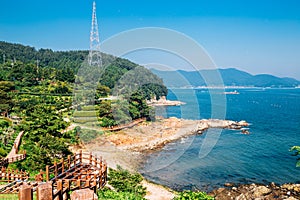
3 54 5 64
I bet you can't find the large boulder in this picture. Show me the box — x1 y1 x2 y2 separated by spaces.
252 186 272 198
70 188 98 200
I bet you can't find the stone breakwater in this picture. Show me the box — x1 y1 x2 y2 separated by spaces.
210 182 300 200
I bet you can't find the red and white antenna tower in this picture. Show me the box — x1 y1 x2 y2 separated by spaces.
88 1 102 67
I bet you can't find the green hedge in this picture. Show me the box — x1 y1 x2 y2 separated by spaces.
73 111 97 117
81 105 98 111
73 117 98 124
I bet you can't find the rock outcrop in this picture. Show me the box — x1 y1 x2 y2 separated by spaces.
210 182 300 200
195 119 249 134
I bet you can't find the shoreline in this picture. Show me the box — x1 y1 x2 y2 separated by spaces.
106 117 249 152
80 117 250 170
74 117 300 199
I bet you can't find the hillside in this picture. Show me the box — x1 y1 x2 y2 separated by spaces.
151 68 300 88
0 41 167 99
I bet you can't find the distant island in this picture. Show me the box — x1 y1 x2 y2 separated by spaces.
151 68 300 88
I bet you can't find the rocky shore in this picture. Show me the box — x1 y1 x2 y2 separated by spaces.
81 117 300 200
82 117 249 169
107 117 249 152
210 182 300 200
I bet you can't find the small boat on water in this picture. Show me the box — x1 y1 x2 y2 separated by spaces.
223 90 239 95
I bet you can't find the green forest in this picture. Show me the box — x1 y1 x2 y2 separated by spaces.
0 41 167 170
0 41 217 200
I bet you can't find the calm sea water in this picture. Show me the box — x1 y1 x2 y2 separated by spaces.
140 88 300 191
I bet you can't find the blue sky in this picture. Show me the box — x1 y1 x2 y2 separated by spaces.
1 0 300 79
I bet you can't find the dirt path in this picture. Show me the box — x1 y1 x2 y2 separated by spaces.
143 180 175 200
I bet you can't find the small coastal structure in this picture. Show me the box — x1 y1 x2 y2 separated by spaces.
147 96 185 106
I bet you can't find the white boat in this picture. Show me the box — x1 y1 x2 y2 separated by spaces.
223 90 239 95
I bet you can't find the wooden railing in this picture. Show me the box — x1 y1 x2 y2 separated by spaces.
7 152 26 164
0 151 107 199
0 167 29 183
103 117 146 132
0 151 26 166
34 151 107 200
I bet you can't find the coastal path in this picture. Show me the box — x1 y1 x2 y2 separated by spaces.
0 131 26 166
72 117 146 132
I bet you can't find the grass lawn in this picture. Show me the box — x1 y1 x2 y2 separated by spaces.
0 192 37 200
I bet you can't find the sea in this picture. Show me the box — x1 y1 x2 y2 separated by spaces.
140 88 300 192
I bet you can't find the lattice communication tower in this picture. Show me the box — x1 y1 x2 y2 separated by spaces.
88 1 102 67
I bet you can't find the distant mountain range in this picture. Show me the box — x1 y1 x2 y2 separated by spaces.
150 68 300 88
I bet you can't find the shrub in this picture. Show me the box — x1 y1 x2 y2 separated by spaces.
73 117 97 124
73 111 97 117
108 166 146 197
0 118 11 127
290 146 300 167
97 188 145 200
174 190 214 200
0 147 7 157
78 129 103 143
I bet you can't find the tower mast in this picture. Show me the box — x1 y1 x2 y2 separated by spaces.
88 1 102 67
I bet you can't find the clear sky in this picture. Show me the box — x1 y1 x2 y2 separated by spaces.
1 0 300 79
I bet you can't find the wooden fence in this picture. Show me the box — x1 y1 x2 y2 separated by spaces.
0 167 29 183
0 151 107 199
38 151 107 199
7 152 26 163
0 151 26 166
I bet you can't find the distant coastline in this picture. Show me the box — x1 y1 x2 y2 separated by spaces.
167 86 300 89
151 68 300 89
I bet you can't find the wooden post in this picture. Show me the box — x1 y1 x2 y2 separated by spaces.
40 169 44 181
57 179 63 200
79 150 82 164
99 170 103 189
19 184 33 200
77 179 81 189
61 158 64 173
68 155 71 170
46 165 49 181
89 152 92 165
66 179 71 200
93 173 97 192
104 161 107 184
37 182 52 200
8 169 11 183
54 161 57 178
99 156 102 169
19 172 22 181
74 155 76 170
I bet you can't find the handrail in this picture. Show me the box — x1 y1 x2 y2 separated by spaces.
0 151 107 199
